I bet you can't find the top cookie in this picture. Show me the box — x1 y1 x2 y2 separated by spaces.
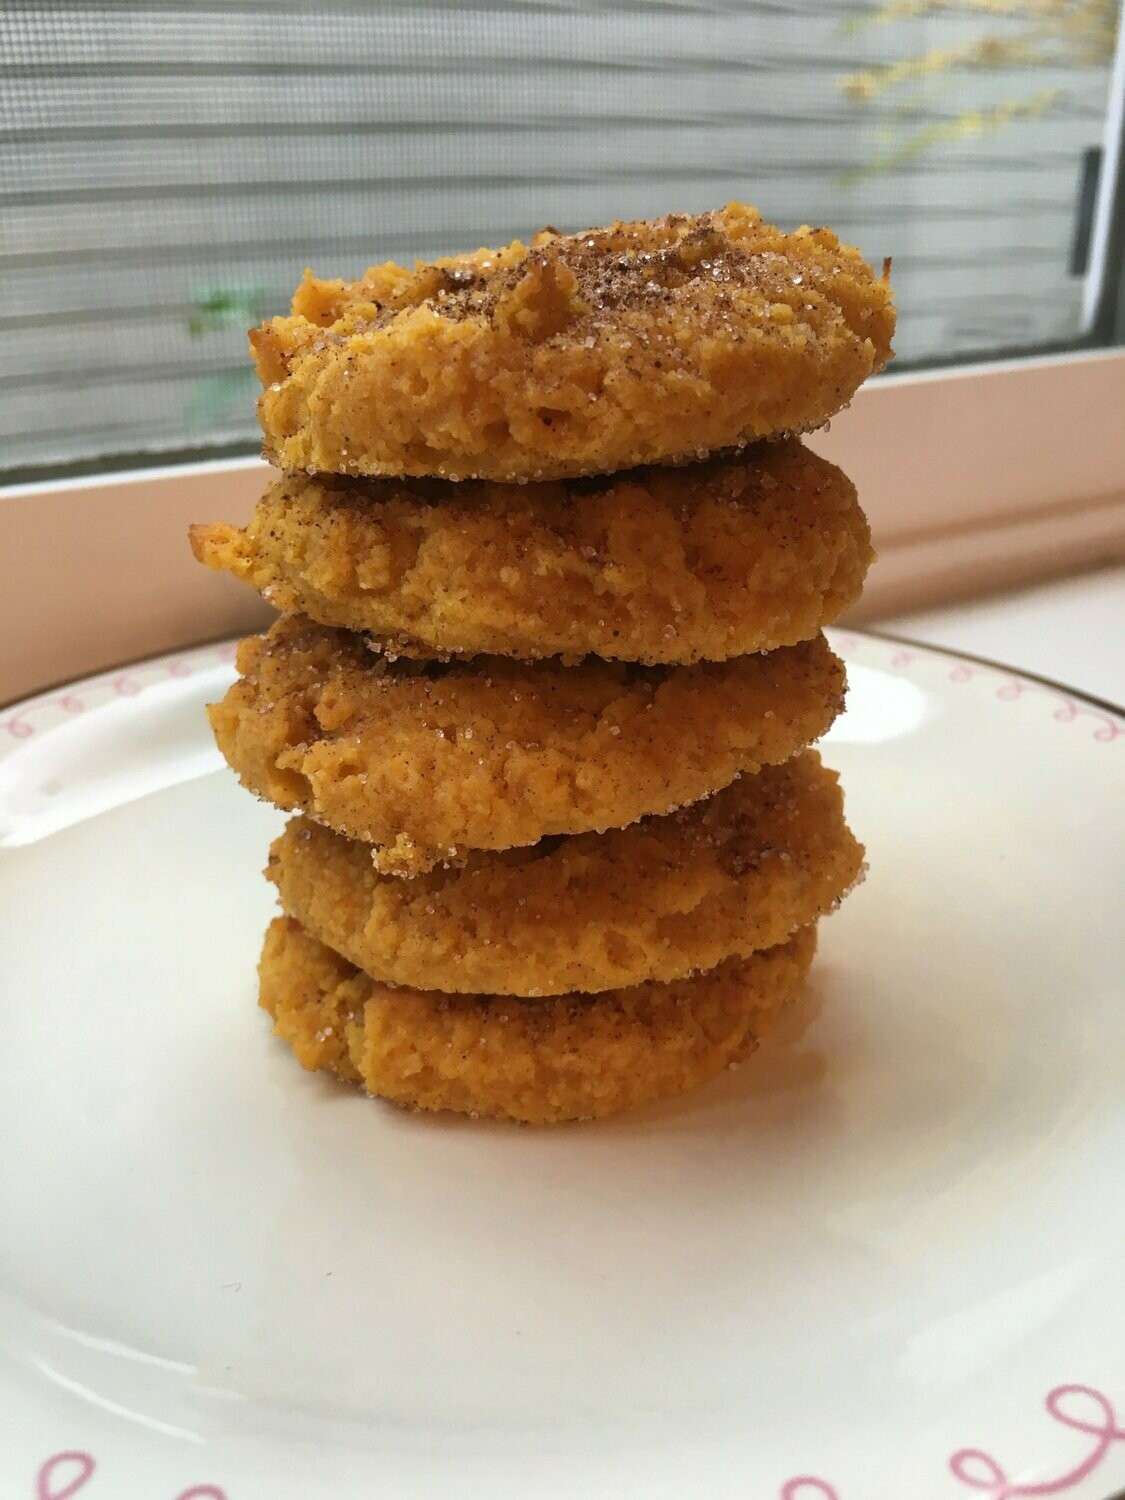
251 203 895 482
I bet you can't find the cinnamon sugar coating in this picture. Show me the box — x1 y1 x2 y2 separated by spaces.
207 615 846 875
259 916 815 1124
191 440 871 665
252 204 895 482
267 752 861 996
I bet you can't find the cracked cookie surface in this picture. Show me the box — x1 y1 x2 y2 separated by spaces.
252 203 895 482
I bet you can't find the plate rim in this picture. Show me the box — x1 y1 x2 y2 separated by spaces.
1 625 1121 745
861 625 1125 719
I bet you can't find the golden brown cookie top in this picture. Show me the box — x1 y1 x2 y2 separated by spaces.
252 203 895 482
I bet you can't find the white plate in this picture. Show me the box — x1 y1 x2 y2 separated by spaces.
1 632 1123 1500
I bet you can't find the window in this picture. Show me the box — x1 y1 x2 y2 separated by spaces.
3 2 1123 708
3 0 1123 481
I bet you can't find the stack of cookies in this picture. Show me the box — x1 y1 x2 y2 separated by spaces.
191 204 895 1124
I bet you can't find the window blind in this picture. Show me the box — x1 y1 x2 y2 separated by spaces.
1 0 1118 474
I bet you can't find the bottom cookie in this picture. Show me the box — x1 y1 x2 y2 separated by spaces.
258 916 816 1125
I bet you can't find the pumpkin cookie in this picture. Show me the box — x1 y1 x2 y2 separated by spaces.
251 203 894 482
267 752 861 996
259 916 816 1124
209 616 846 875
191 440 871 665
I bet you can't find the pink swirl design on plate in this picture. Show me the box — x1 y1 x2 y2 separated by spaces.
30 1389 1124 1500
994 681 1082 724
34 1454 227 1499
780 1478 839 1499
838 636 1122 742
36 1453 95 1500
950 1385 1125 1498
0 640 238 742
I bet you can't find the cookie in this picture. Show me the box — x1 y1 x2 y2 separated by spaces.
210 615 846 874
259 916 816 1124
251 204 895 482
191 439 871 664
267 751 861 995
